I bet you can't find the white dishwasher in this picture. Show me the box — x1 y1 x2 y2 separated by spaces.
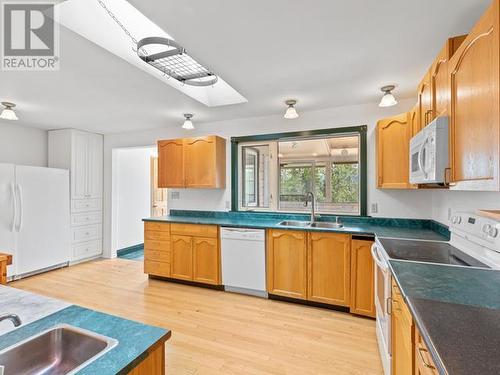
220 227 267 297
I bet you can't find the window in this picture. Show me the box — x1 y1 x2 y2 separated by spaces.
233 127 367 215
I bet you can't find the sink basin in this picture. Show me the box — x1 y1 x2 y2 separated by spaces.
278 220 311 227
310 222 344 229
0 324 118 375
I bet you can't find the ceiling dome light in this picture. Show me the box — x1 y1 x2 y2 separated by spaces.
0 102 18 121
182 113 194 130
284 99 299 119
379 85 398 107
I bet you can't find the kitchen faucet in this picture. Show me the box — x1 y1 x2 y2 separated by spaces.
304 192 316 223
0 313 22 327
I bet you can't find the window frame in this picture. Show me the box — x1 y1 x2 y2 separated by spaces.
231 126 368 216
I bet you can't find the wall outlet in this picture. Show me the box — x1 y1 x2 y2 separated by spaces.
371 203 378 214
225 200 231 209
170 191 180 200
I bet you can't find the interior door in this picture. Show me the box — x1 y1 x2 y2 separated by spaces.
0 163 16 277
150 157 168 217
15 166 70 275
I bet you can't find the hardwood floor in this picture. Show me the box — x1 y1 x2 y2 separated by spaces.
11 258 383 375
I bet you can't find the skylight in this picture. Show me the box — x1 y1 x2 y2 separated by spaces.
56 0 247 107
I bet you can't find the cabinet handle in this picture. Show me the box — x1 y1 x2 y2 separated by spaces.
417 347 436 370
386 297 392 315
444 167 451 186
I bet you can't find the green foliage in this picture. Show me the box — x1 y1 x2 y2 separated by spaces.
331 164 359 203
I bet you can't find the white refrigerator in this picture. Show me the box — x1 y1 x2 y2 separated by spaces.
0 163 70 279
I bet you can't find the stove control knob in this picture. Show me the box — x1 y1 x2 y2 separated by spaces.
489 227 499 238
483 224 492 234
456 216 462 224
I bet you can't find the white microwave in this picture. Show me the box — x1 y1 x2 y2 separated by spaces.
409 116 449 184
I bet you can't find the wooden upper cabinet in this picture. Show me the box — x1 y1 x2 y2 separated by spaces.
184 136 226 189
377 113 413 189
448 0 500 190
157 135 226 189
307 232 351 306
430 35 467 121
409 103 420 137
158 139 184 188
417 70 433 131
266 230 307 300
350 239 375 318
193 237 220 285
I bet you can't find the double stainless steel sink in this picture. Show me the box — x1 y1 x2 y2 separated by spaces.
0 324 117 375
278 220 344 229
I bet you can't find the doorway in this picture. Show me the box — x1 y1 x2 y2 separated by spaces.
111 146 166 260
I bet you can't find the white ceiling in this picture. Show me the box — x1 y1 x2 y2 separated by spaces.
0 0 491 134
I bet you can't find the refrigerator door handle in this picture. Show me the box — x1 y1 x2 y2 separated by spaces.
16 183 24 232
10 182 17 232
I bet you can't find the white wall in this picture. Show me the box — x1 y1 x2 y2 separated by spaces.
113 147 156 252
432 190 500 225
102 99 435 257
0 122 47 166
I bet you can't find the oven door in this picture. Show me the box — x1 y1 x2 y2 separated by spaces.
371 242 392 374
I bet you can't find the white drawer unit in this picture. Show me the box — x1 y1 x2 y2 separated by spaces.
71 212 102 227
72 240 102 261
71 198 102 213
71 224 102 243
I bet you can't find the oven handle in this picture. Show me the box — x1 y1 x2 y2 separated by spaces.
371 243 388 271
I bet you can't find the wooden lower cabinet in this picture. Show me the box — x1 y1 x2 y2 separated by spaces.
266 230 354 307
127 342 165 375
308 232 350 306
144 223 171 278
415 330 439 375
266 230 308 300
350 239 375 317
193 237 220 285
171 235 193 281
392 279 414 375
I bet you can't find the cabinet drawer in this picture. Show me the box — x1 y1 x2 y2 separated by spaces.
392 280 413 329
71 224 102 243
144 231 170 241
144 240 170 252
72 240 102 260
171 223 218 238
71 212 102 227
144 222 170 233
71 199 102 213
144 249 171 262
144 260 171 277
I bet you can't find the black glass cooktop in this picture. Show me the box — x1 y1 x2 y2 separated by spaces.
378 238 490 268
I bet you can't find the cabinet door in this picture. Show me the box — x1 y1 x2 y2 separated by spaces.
171 235 193 281
418 70 433 130
409 103 420 137
376 113 413 189
307 232 350 306
392 308 414 375
184 137 216 188
266 230 307 300
193 237 220 285
430 46 449 119
71 132 88 199
350 239 375 317
87 133 103 199
158 140 184 188
449 1 499 190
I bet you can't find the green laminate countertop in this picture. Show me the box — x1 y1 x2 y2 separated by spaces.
143 210 449 241
0 305 171 374
389 259 500 375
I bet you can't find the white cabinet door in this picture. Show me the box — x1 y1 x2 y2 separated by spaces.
71 132 89 199
87 133 103 199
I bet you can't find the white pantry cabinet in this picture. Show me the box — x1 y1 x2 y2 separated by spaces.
49 129 103 262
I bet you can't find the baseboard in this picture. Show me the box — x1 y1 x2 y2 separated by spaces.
117 243 144 256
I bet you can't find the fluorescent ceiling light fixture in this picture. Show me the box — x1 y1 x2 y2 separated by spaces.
56 0 247 107
0 102 18 121
379 85 398 107
284 99 299 119
182 113 194 130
